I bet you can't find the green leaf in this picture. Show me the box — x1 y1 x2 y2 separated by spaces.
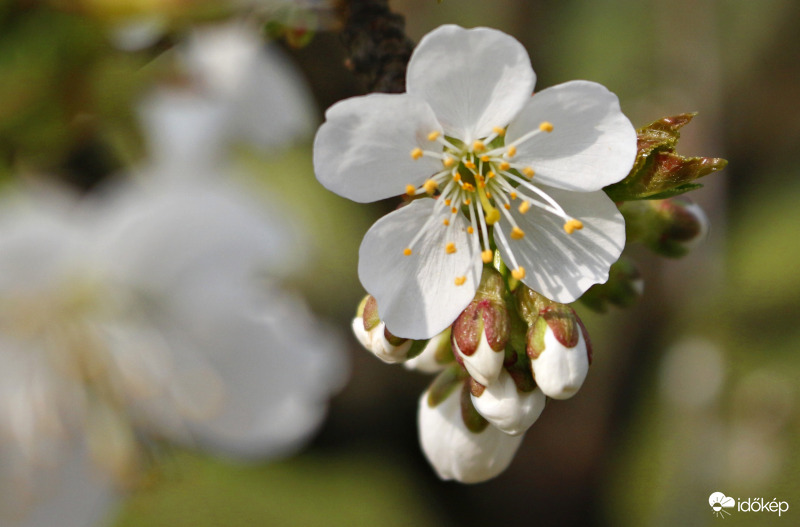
604 113 727 201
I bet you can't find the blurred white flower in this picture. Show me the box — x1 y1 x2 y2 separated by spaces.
1 16 340 527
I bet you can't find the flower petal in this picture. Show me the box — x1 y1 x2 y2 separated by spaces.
452 332 504 387
407 25 535 143
471 370 546 435
418 382 523 483
497 187 625 303
358 198 481 339
532 326 589 400
507 80 636 191
314 94 443 203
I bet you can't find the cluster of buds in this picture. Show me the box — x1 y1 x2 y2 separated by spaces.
352 266 592 483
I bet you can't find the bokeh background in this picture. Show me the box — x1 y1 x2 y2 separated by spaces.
3 0 799 526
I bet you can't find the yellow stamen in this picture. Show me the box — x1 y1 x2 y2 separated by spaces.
492 126 506 136
454 276 467 286
462 183 475 192
480 155 490 162
504 203 511 210
443 219 450 226
463 198 472 205
411 148 423 160
499 161 510 171
427 130 441 141
405 184 416 196
423 179 438 194
486 191 492 199
444 199 451 206
510 227 525 240
443 157 455 167
477 185 500 225
564 219 584 234
511 267 526 280
452 173 462 182
451 207 458 214
506 145 517 157
510 192 517 200
487 171 495 179
467 226 474 234
522 167 535 178
518 201 531 214
539 121 554 133
481 250 494 263
464 161 476 170
445 242 457 254
403 248 412 256
472 140 485 152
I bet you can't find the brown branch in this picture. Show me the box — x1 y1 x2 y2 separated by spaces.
339 0 415 93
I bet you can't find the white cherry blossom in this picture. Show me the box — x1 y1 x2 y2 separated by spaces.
315 24 636 340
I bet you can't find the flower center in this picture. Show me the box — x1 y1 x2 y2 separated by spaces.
404 122 584 285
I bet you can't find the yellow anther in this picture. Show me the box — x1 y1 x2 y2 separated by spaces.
464 161 476 170
403 248 412 256
423 179 438 194
481 250 494 263
472 140 486 152
522 167 535 178
463 183 475 192
510 192 517 200
511 267 526 280
453 173 462 182
443 219 450 226
443 157 455 167
506 145 517 157
499 161 511 171
451 207 458 214
463 198 472 206
487 171 496 179
504 203 511 210
454 276 467 286
427 130 441 141
467 226 474 234
539 121 554 133
480 155 490 162
445 242 457 254
518 201 531 214
486 191 492 199
444 199 452 206
411 148 423 160
405 184 416 196
510 227 525 240
492 126 506 136
485 208 500 224
475 174 485 183
564 219 584 234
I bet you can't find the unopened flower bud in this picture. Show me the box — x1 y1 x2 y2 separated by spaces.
526 305 592 400
451 269 510 386
418 367 523 483
654 197 709 257
352 295 411 363
580 258 644 312
470 369 545 435
621 197 709 258
404 328 454 373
